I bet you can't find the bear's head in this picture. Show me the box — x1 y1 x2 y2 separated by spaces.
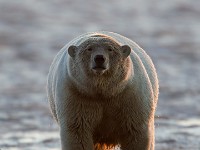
67 34 132 95
68 35 131 75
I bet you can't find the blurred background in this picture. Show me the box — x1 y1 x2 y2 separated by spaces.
0 0 200 150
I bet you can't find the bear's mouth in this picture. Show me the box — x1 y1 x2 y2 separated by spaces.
92 66 107 74
92 66 106 71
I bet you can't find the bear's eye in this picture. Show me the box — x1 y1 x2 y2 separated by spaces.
87 47 92 51
108 48 113 52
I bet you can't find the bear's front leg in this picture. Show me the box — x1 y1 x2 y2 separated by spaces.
60 121 94 150
57 98 103 150
120 124 153 150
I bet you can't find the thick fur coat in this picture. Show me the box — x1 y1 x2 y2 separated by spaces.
47 31 159 150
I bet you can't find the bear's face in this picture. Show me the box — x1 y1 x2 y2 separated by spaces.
68 37 131 78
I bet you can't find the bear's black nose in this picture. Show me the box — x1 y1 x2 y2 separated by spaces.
94 55 105 64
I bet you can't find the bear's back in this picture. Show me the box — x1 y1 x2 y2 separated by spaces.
66 31 159 102
48 31 159 101
47 31 159 122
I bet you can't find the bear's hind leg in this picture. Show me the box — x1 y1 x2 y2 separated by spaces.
94 144 116 150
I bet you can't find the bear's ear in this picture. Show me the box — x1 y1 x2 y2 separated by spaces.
68 45 77 58
121 45 131 58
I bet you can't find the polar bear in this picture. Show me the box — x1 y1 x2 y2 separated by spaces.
47 31 159 150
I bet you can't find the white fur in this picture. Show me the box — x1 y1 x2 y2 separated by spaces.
47 31 159 150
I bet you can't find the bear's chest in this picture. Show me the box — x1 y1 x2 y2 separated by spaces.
93 103 123 144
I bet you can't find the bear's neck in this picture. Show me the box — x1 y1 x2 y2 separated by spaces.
71 77 130 98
